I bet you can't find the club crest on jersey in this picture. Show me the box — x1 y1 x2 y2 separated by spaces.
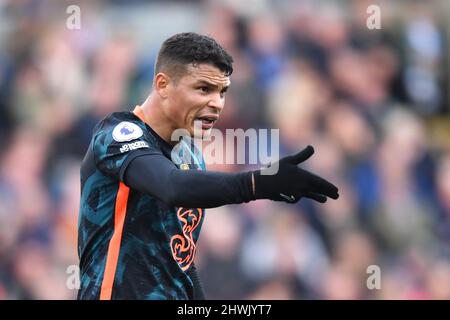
112 122 143 142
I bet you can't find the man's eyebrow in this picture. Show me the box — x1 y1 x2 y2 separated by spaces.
196 79 229 91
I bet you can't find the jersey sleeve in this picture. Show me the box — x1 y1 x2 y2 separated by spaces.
93 118 162 181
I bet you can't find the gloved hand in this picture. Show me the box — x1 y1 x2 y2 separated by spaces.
253 145 339 203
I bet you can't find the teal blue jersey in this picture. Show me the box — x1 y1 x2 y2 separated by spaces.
77 107 206 300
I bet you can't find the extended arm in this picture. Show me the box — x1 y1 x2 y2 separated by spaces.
123 146 339 208
124 153 255 208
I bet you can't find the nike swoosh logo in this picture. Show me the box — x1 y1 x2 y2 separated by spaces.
279 193 296 202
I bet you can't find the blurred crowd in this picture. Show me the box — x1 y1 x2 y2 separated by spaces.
0 0 450 299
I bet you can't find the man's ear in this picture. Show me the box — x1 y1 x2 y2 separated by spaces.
154 72 170 99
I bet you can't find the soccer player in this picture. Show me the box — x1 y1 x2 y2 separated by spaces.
77 32 339 300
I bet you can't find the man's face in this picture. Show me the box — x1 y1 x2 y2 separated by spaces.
164 63 230 139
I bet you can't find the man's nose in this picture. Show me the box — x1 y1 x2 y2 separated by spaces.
208 93 224 111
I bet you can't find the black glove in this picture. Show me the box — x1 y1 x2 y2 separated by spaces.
253 145 339 203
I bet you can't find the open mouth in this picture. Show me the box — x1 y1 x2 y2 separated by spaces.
195 115 218 129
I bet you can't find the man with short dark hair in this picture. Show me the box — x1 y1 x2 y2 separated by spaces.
77 32 339 300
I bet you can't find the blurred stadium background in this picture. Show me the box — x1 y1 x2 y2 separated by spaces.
0 0 450 299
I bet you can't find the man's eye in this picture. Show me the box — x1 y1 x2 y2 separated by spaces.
199 87 209 93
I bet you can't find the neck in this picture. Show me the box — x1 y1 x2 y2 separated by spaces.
139 94 176 145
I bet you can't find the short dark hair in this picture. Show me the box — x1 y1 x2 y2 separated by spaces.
154 32 233 81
